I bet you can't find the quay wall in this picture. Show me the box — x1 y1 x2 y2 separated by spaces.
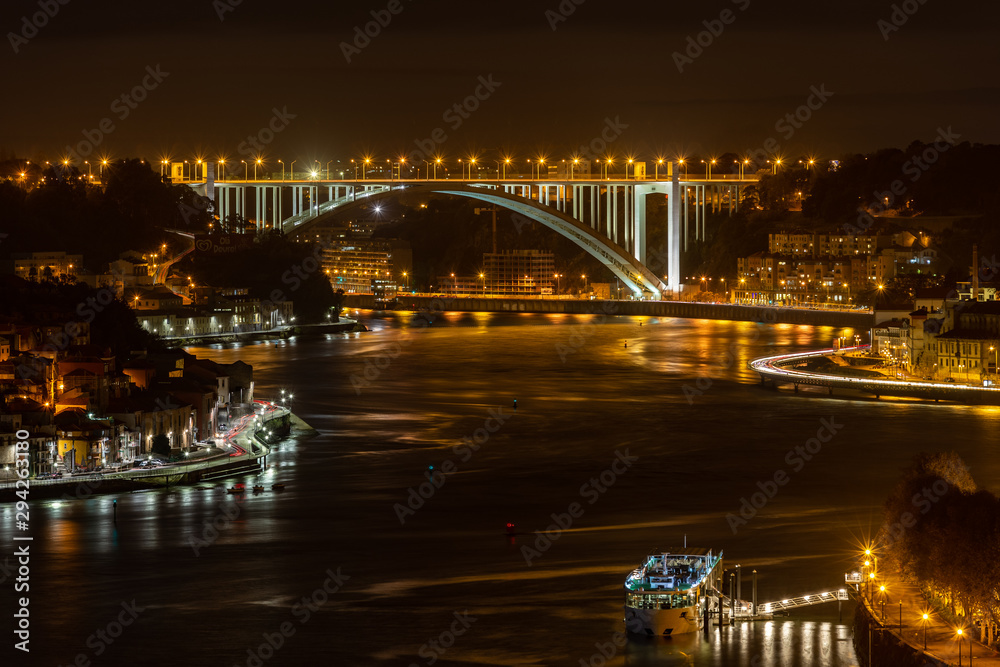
346 294 873 329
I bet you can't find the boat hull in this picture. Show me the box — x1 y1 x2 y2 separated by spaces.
625 605 701 637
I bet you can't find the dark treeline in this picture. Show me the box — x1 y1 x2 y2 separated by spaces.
0 276 165 357
879 451 1000 642
0 158 212 268
173 231 343 324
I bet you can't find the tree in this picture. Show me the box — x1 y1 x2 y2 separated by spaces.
151 433 171 457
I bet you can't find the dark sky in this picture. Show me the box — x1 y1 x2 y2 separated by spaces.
4 0 998 168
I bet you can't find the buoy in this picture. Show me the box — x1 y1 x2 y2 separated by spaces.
505 522 516 535
624 341 628 348
513 398 517 410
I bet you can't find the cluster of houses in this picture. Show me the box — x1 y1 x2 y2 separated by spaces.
873 282 1000 383
735 231 939 306
0 317 253 477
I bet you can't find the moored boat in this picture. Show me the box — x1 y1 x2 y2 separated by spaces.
624 547 724 637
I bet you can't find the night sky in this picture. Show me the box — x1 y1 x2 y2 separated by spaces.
4 0 998 166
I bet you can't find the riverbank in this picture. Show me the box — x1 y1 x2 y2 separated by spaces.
162 318 359 347
0 408 313 502
344 294 871 327
749 346 1000 405
853 569 1000 666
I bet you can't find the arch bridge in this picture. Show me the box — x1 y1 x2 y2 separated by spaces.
193 165 755 298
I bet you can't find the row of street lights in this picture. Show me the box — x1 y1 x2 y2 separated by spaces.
146 153 817 182
860 546 974 663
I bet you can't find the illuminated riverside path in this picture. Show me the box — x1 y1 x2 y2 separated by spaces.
749 346 1000 404
186 164 757 299
859 570 1000 665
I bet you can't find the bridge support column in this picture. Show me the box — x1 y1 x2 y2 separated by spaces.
611 185 618 244
667 167 681 296
683 186 689 251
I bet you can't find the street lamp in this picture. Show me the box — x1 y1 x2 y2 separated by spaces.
655 158 664 180
434 157 442 179
363 158 370 180
958 628 964 666
241 160 248 180
278 159 284 181
254 158 262 180
921 613 929 649
626 158 633 180
327 160 334 180
479 272 485 295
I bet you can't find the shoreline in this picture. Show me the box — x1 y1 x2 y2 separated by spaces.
750 346 1000 405
0 410 314 502
162 318 360 347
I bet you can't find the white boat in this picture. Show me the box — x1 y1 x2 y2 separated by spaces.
623 547 724 637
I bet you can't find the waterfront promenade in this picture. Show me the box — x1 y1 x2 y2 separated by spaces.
862 569 1000 665
0 401 291 498
750 346 1000 405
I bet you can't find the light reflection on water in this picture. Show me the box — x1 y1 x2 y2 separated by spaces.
7 311 1000 665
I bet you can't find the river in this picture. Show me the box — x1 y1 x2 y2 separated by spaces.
5 311 1000 666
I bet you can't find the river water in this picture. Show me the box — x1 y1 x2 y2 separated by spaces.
6 311 1000 666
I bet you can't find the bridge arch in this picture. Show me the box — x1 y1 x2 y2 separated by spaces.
285 183 666 298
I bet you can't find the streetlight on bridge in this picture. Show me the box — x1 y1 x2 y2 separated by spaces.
241 160 248 180
655 158 664 180
254 158 263 181
327 160 334 180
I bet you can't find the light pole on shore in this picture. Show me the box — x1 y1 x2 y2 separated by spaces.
922 613 929 650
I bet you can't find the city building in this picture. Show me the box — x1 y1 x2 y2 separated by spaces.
482 250 556 295
7 251 82 282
